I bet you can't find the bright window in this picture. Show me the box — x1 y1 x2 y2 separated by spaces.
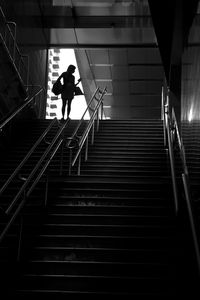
46 48 89 120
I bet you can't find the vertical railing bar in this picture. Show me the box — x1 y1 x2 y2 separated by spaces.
91 123 95 145
68 148 72 176
101 103 103 120
70 87 100 139
44 175 49 208
77 154 81 176
97 107 100 131
22 55 29 90
85 136 89 161
59 141 65 176
69 87 107 168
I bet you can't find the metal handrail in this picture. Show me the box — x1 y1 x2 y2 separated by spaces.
72 89 106 166
161 84 178 213
0 87 44 130
5 120 69 215
0 118 57 196
66 86 107 175
0 118 70 242
161 86 167 147
26 139 63 198
171 107 200 272
171 108 188 176
162 85 200 274
68 87 102 139
165 104 179 214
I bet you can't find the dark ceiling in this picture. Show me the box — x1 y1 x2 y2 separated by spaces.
1 0 199 119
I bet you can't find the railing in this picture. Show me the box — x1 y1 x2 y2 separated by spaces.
164 96 179 214
162 85 200 273
0 86 45 131
171 107 200 272
65 86 107 175
0 117 70 260
161 85 167 147
0 83 106 259
0 6 29 90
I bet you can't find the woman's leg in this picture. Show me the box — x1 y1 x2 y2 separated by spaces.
67 99 72 117
62 99 67 119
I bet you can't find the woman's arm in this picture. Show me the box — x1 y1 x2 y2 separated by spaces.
58 73 64 80
75 78 82 86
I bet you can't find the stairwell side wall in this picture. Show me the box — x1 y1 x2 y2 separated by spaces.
181 0 200 183
0 1 49 120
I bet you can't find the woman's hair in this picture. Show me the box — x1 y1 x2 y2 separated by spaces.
67 64 76 73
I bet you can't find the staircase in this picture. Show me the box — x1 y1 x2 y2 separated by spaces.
0 118 198 298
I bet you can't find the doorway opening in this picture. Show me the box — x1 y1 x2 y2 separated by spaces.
46 48 89 120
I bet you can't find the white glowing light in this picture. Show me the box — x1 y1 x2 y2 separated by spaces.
188 107 193 122
47 49 89 120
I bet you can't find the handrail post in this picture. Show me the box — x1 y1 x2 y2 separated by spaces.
91 122 95 145
66 86 106 172
85 136 89 161
68 148 72 176
101 103 103 120
97 108 100 131
44 174 49 207
21 55 30 90
77 154 81 176
59 140 65 176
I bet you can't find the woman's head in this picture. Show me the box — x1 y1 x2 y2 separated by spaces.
67 64 76 74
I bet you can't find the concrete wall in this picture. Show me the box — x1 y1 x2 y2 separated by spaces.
181 0 200 182
0 1 48 121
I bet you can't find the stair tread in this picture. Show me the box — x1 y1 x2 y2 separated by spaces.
22 273 168 279
0 117 194 297
40 223 174 228
26 260 169 266
15 289 177 300
36 234 174 239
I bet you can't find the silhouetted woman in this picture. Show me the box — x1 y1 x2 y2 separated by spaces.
58 64 78 120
